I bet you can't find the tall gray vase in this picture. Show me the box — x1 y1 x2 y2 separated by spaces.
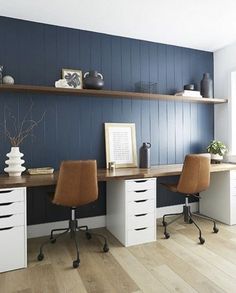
200 73 213 98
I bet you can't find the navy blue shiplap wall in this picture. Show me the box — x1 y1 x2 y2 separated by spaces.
0 17 213 224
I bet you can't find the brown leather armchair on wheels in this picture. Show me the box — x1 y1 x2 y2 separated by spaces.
161 154 219 244
37 160 109 268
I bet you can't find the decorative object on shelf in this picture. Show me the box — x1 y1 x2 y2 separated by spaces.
201 73 213 98
0 65 3 84
140 142 151 168
184 84 195 91
3 75 14 85
83 70 104 90
4 104 45 176
55 78 72 88
206 140 228 163
28 167 54 175
4 147 26 176
62 68 82 89
135 81 158 93
104 123 137 168
175 90 202 97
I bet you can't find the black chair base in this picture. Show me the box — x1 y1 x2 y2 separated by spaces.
37 209 109 268
162 200 218 245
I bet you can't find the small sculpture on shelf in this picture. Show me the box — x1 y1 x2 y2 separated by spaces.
3 75 14 85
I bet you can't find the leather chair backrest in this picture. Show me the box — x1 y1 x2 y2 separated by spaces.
177 154 210 194
53 160 98 207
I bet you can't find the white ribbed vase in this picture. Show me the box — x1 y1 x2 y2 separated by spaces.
4 147 26 177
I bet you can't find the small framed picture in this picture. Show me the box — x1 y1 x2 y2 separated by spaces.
104 123 137 168
62 68 83 89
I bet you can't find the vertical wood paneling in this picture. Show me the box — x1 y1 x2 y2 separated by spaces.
0 16 214 219
149 43 159 164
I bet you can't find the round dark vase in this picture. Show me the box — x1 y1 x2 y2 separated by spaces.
200 73 213 98
83 70 104 90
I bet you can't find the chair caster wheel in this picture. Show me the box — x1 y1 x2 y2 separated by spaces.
199 237 205 245
103 243 109 253
162 221 167 227
213 227 219 233
37 253 44 261
73 260 80 268
50 238 56 244
164 232 170 239
189 219 193 224
85 232 92 240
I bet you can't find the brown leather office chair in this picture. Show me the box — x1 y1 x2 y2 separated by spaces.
161 154 219 244
37 160 109 268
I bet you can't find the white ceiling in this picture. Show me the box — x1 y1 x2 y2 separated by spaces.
1 0 236 52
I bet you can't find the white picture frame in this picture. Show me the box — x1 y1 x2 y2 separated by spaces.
104 123 137 168
62 68 83 89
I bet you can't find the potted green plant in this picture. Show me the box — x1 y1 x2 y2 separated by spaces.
206 140 228 162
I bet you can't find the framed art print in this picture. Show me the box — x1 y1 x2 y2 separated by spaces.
62 68 83 89
104 123 137 168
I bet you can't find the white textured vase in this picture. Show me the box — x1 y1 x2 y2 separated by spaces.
4 147 26 176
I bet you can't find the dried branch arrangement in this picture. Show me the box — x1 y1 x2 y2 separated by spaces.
4 104 45 147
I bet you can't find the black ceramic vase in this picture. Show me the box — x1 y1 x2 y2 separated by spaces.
83 70 104 90
200 73 213 98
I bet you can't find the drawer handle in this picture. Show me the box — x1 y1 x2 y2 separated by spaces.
135 180 147 183
0 202 14 206
0 214 13 219
135 227 147 231
0 227 13 231
0 190 13 194
135 213 147 217
134 200 147 203
135 190 147 193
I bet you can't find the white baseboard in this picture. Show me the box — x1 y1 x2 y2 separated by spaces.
27 215 106 239
156 202 199 219
27 203 199 239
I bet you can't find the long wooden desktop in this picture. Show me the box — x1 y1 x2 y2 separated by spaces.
0 163 235 188
1 163 236 273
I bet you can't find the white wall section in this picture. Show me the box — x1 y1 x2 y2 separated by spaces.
214 41 236 160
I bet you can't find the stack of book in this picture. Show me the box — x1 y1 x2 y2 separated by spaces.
175 90 202 97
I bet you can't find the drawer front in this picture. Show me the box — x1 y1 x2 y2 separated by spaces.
127 189 155 202
126 179 156 192
127 213 155 229
127 199 155 215
127 226 155 246
0 213 25 229
0 202 25 216
0 226 26 272
0 189 24 204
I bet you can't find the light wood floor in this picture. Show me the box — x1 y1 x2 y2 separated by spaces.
2 218 236 293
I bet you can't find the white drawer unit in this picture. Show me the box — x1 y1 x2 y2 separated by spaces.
107 178 156 246
0 188 24 204
0 187 27 273
200 170 236 225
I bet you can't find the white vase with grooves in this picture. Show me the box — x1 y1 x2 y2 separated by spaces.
4 147 26 176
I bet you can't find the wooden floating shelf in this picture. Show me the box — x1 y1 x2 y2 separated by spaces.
0 84 227 104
